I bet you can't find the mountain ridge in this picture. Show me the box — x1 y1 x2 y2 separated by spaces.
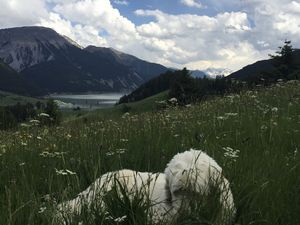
0 26 168 95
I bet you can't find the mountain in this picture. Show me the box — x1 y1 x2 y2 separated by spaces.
228 49 300 80
0 60 41 95
228 59 274 80
204 68 233 78
0 26 168 94
85 46 168 81
190 70 207 78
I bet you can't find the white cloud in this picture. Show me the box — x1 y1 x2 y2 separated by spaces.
180 0 204 9
39 13 108 47
113 0 129 6
0 0 300 72
0 0 47 27
134 9 258 70
52 0 137 41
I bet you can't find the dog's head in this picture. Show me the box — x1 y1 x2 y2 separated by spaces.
164 149 236 224
164 149 223 196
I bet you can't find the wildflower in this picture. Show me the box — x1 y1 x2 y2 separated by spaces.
116 149 126 154
20 123 31 128
42 194 51 202
294 148 298 158
65 169 77 175
271 107 278 113
225 113 238 117
38 206 47 214
223 147 240 162
39 113 50 117
120 139 128 142
21 142 27 146
55 168 76 176
1 145 6 154
122 112 130 119
105 151 114 156
261 125 268 130
66 134 72 139
217 116 226 120
19 162 26 166
37 136 42 140
174 134 180 138
114 215 127 223
40 151 67 158
29 119 40 125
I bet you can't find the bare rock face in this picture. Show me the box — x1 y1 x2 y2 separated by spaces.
0 26 76 72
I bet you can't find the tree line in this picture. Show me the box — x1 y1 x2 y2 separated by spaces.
120 41 300 106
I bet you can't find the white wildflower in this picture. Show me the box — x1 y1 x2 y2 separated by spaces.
105 151 114 156
169 98 177 103
223 147 240 161
55 168 76 176
116 149 126 154
38 206 47 214
271 107 278 113
261 125 268 130
39 113 50 117
20 123 31 128
122 112 130 119
19 162 26 166
225 113 238 117
114 215 127 223
65 169 76 175
37 136 42 140
29 119 40 125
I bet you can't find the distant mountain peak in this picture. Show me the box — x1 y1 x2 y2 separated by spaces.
0 26 73 72
205 68 233 77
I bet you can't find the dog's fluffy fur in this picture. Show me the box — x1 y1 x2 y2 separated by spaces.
56 149 235 224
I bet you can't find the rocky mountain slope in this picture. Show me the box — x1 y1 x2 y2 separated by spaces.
0 26 168 94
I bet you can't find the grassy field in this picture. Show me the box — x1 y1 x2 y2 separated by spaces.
0 91 43 106
0 81 299 225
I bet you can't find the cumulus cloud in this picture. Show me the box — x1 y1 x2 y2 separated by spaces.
180 0 204 9
39 12 108 47
134 9 259 70
0 0 48 27
0 0 300 72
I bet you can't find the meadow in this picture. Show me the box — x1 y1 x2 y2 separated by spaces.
0 80 299 225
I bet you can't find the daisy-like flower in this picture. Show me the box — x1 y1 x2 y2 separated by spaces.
223 147 240 162
114 215 127 223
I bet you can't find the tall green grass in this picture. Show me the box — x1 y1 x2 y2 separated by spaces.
0 81 299 225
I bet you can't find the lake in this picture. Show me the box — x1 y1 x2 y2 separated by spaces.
49 93 124 110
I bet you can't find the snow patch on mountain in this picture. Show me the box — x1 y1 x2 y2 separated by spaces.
204 68 233 78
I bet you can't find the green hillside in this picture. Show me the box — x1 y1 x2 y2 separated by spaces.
0 81 299 225
0 90 43 106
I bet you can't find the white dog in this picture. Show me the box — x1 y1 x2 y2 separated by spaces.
55 149 235 224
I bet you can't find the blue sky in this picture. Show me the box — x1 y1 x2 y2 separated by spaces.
112 0 244 25
0 0 299 72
